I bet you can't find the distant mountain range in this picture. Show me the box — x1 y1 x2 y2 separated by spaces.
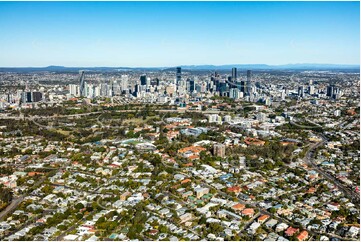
0 64 359 72
178 64 360 70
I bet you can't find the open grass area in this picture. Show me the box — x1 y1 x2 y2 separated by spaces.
122 117 152 125
56 129 71 136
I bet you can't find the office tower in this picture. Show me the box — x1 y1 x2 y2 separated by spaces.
20 91 42 103
232 67 237 82
298 86 304 97
112 81 121 96
239 81 245 92
176 67 181 84
134 84 140 97
327 84 336 97
20 92 27 104
120 75 129 92
140 75 147 86
247 70 252 82
219 81 228 95
332 87 341 99
246 70 252 95
309 85 315 95
32 92 43 102
213 143 226 158
78 70 85 96
187 78 195 93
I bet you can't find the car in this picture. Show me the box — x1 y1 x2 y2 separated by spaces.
158 233 167 240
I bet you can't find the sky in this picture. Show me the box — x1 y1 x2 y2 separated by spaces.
0 1 359 67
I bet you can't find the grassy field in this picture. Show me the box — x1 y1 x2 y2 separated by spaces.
56 129 71 136
122 117 152 125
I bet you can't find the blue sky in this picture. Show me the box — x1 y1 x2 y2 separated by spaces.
0 1 359 67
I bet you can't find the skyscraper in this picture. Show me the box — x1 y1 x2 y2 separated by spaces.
327 85 334 97
246 70 252 95
79 70 85 96
176 67 182 85
309 85 315 95
187 78 195 92
247 70 252 83
140 75 147 86
240 81 245 92
120 75 129 92
232 67 237 82
298 86 304 97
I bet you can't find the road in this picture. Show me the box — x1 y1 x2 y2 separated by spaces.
0 167 51 222
54 210 97 241
0 196 24 222
289 119 360 204
302 134 360 204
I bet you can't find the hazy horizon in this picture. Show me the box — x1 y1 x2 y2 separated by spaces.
0 63 360 69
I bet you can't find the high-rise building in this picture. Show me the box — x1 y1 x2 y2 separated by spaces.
32 92 43 102
79 70 85 96
239 81 245 92
327 85 335 97
176 67 182 84
298 86 304 97
219 81 228 94
309 85 315 95
21 91 43 103
140 75 147 86
187 78 195 93
232 67 237 82
69 84 80 96
229 88 240 99
213 143 226 158
120 75 129 92
281 90 286 100
134 84 140 97
247 70 252 83
246 70 252 95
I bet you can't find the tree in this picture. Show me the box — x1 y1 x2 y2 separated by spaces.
269 207 277 214
41 184 54 194
209 222 223 234
0 184 13 204
75 203 84 210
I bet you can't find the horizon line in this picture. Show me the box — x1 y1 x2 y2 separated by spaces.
0 63 360 69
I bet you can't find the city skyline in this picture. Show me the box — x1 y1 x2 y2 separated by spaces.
0 1 360 67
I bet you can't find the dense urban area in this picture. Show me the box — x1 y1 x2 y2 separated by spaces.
0 67 359 241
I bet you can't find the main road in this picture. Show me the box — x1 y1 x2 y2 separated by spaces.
303 134 360 204
289 119 359 204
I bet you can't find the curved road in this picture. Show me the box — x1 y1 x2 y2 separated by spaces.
303 134 360 204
